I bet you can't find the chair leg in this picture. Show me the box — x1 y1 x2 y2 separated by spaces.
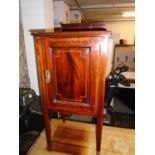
96 112 103 154
43 109 52 151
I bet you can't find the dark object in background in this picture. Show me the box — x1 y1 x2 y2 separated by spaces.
119 39 127 45
19 88 43 155
115 88 135 112
19 130 40 155
103 63 133 126
29 96 44 131
113 112 135 129
19 88 59 155
19 88 37 133
103 63 130 125
103 63 134 128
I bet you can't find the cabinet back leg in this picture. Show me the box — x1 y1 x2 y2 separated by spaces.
60 113 66 123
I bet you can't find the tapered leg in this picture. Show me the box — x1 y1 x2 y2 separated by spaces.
43 109 52 151
60 113 66 123
96 111 103 154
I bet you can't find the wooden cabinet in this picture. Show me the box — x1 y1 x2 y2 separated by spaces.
31 30 111 154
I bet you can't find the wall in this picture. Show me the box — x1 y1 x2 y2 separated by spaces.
54 0 70 27
43 0 54 28
20 0 54 95
105 21 135 45
106 39 115 75
69 10 81 23
19 8 30 88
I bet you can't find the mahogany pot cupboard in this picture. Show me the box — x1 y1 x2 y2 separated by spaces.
31 30 111 154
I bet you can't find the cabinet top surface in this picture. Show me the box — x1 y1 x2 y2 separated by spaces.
30 29 111 38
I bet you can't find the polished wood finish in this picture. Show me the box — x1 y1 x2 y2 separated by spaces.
34 38 53 150
60 22 107 31
27 119 135 155
32 30 111 154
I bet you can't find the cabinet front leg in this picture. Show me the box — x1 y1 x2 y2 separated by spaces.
43 110 52 151
96 112 103 154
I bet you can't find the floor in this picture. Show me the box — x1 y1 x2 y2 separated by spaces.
27 119 135 155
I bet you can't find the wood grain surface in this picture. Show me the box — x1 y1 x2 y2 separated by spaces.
32 30 111 152
27 119 135 155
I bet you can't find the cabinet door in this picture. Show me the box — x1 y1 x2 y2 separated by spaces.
43 37 106 116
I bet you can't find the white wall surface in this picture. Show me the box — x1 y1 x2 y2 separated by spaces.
20 0 54 95
43 0 54 28
62 1 70 24
105 21 135 45
69 10 82 23
106 39 115 75
54 0 70 27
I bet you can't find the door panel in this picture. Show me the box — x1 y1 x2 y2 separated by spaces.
51 47 89 103
44 37 102 115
